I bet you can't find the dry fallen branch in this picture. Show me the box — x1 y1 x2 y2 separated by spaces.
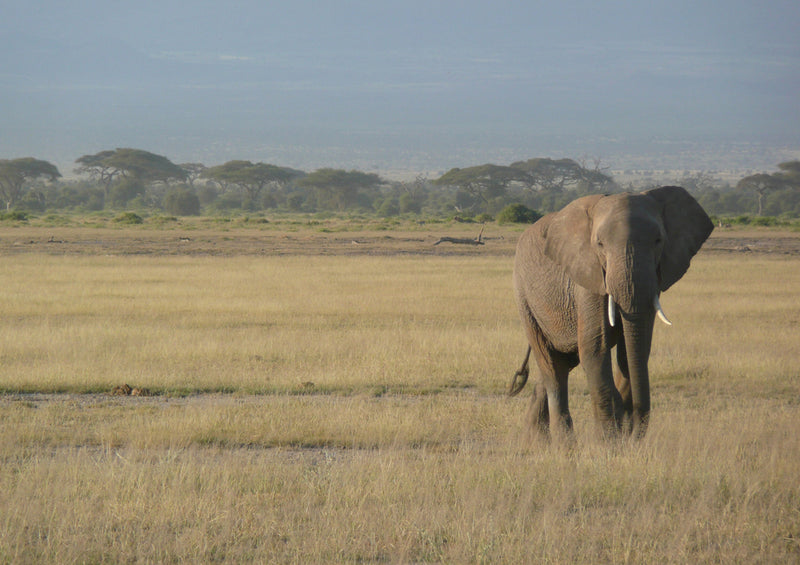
433 225 485 246
433 237 484 246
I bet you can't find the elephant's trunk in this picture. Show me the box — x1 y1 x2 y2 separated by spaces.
620 311 655 438
606 249 661 437
605 243 659 315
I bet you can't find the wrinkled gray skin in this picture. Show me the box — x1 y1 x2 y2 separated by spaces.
510 186 713 440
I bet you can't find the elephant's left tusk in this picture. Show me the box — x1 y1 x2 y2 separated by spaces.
608 295 616 327
654 295 672 326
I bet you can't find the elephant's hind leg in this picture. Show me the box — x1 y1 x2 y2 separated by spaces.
525 379 551 440
518 301 576 440
536 350 575 439
525 344 575 440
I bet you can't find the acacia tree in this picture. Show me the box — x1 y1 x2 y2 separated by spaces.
434 164 529 211
75 148 186 195
299 168 383 211
75 148 187 208
509 157 614 193
395 174 430 213
203 161 301 205
0 157 61 210
734 161 800 216
102 148 187 184
737 173 786 216
74 150 120 196
776 161 800 185
179 163 207 188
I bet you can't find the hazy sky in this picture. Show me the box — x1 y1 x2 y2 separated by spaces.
2 0 799 174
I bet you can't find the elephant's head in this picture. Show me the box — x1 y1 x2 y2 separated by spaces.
542 186 713 319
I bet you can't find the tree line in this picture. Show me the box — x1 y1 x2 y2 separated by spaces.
1 148 799 220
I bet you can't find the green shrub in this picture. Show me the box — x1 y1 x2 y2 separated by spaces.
42 214 71 226
286 193 305 211
113 212 144 224
109 179 145 207
163 188 201 216
497 203 542 224
720 215 783 227
732 215 751 225
377 198 399 217
241 216 269 224
149 215 179 225
214 191 243 211
398 193 421 214
0 210 29 222
750 216 777 226
197 185 219 206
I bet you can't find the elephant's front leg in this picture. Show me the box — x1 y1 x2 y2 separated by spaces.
582 351 625 436
612 337 634 434
577 296 625 436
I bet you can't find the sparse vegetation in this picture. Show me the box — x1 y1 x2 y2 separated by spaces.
112 211 144 224
0 224 798 562
0 210 29 222
4 147 800 225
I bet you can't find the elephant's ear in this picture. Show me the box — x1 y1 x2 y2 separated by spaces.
644 186 714 291
542 194 606 294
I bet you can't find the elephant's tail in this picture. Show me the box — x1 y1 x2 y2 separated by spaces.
508 346 531 396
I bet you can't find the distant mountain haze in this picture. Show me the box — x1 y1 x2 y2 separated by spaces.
1 1 798 174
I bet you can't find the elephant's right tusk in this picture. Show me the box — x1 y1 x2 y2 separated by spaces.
608 295 616 327
654 295 673 326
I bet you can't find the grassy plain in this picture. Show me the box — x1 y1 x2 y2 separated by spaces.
1 222 799 563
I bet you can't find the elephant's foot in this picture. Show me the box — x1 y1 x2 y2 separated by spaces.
525 410 551 442
550 413 574 442
631 410 650 439
597 420 622 441
618 411 633 435
525 422 551 445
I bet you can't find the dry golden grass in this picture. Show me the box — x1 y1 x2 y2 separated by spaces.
0 254 519 395
1 229 799 563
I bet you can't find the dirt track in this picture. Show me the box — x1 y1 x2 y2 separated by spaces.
1 225 799 258
700 233 800 255
0 226 513 257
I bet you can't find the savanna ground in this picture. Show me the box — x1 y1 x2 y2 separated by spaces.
1 218 799 563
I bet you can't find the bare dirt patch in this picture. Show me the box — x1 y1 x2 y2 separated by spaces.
702 229 800 255
0 225 518 257
2 224 798 258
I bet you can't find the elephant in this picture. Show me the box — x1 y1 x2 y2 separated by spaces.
509 186 713 440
